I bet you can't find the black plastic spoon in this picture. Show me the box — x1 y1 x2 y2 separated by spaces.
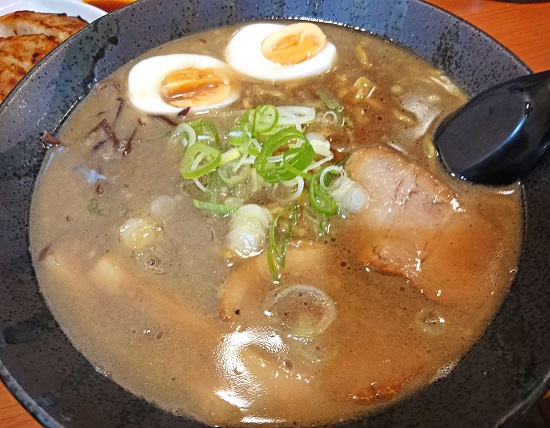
434 70 550 186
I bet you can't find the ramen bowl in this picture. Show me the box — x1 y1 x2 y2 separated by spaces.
0 0 549 427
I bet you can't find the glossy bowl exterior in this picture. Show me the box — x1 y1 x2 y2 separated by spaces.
0 0 548 427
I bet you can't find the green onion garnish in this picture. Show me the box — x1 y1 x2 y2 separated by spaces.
189 119 220 146
268 204 298 282
220 147 241 166
218 162 251 185
308 167 339 215
317 88 344 113
173 104 350 258
229 127 249 147
254 128 315 183
238 109 254 131
169 122 196 147
252 105 279 134
319 216 330 236
192 199 238 216
180 142 221 179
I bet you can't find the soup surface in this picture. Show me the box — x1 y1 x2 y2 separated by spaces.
30 22 522 426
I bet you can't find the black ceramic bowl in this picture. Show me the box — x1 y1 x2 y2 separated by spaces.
1 0 549 426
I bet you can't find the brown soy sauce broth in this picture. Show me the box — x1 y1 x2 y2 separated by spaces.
30 22 522 426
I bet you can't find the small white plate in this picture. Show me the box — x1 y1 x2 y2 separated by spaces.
0 0 106 23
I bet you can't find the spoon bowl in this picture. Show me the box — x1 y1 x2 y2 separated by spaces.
435 70 550 185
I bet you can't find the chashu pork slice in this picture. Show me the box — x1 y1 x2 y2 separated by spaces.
345 147 507 306
0 34 59 103
0 11 87 42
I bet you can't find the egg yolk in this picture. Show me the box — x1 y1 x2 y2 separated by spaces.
261 23 327 65
160 67 231 108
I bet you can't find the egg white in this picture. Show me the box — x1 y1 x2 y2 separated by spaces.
225 23 337 82
127 54 239 115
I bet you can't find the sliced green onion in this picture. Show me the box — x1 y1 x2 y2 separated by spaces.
319 216 330 236
248 169 263 193
220 147 241 166
268 204 298 282
283 147 313 180
317 88 344 113
229 126 249 147
192 199 238 216
327 174 369 214
169 122 196 147
317 89 348 126
285 176 305 201
218 161 251 185
180 142 221 179
319 165 345 184
193 177 208 192
227 204 272 257
189 119 220 146
308 167 339 215
253 105 279 134
306 133 333 156
254 128 315 183
246 139 262 157
238 109 254 131
277 106 316 125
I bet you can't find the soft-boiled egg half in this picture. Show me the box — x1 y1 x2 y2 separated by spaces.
127 54 240 115
225 22 336 81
